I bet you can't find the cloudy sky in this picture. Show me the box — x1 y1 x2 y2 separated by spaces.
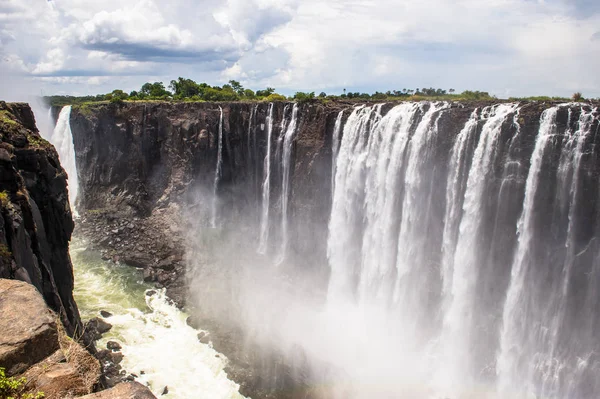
1 0 599 100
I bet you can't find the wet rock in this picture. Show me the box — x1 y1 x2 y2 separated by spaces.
100 310 113 318
84 317 113 340
161 386 169 395
107 341 122 351
96 349 110 361
109 351 124 364
197 331 210 345
146 289 157 297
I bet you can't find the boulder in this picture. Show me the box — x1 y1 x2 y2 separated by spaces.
107 340 122 351
0 279 59 375
79 382 157 399
84 317 113 339
24 362 89 398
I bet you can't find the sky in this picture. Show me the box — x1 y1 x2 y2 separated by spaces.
1 0 599 100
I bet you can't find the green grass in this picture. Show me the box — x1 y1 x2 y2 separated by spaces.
0 110 18 127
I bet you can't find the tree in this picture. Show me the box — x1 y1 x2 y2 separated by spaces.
294 91 315 102
140 82 170 98
318 92 327 98
572 92 583 101
228 80 244 95
256 87 276 97
111 89 128 100
449 88 455 94
169 77 201 98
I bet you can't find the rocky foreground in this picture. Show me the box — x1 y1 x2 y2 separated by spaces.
0 102 157 398
0 279 156 399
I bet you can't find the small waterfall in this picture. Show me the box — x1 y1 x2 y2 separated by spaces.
50 105 79 216
440 109 479 298
210 106 224 228
277 103 299 264
331 110 344 192
258 103 275 254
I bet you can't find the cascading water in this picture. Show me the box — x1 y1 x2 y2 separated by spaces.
211 106 224 228
49 105 79 215
325 101 600 398
498 105 600 399
277 103 299 264
258 103 274 254
71 239 245 399
438 104 520 396
331 110 344 192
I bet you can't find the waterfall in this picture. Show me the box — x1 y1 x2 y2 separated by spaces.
326 100 600 398
277 103 299 264
331 110 344 192
440 109 479 298
210 106 224 228
50 106 79 216
258 103 274 254
438 104 519 395
327 104 378 301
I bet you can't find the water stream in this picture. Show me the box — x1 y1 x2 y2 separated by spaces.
71 237 245 399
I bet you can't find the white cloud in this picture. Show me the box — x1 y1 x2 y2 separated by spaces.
0 0 598 98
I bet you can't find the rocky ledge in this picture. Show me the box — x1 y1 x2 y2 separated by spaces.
0 279 156 399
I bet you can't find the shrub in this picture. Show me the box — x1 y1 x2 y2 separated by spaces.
264 93 287 102
572 92 583 101
0 367 44 399
0 243 11 259
0 191 9 207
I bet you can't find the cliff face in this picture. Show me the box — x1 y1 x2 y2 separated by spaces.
0 101 81 335
67 99 600 399
68 101 341 301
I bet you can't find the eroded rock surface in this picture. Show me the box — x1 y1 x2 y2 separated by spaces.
0 279 59 375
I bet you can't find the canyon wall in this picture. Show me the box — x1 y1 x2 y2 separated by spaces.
68 99 600 399
0 101 81 335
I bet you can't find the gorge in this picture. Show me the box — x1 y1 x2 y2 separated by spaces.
39 99 600 398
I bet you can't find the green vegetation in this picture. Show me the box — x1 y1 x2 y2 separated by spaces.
0 191 9 207
42 79 596 106
0 111 18 127
0 367 44 399
0 244 11 259
26 134 51 148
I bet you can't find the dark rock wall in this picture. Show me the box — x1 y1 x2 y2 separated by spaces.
0 101 81 335
69 101 341 270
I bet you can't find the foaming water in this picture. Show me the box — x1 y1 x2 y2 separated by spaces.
71 237 245 399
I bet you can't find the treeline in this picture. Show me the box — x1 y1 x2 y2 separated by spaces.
44 79 288 106
43 77 590 106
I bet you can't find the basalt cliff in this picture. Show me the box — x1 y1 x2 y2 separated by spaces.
0 101 80 334
65 99 600 399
